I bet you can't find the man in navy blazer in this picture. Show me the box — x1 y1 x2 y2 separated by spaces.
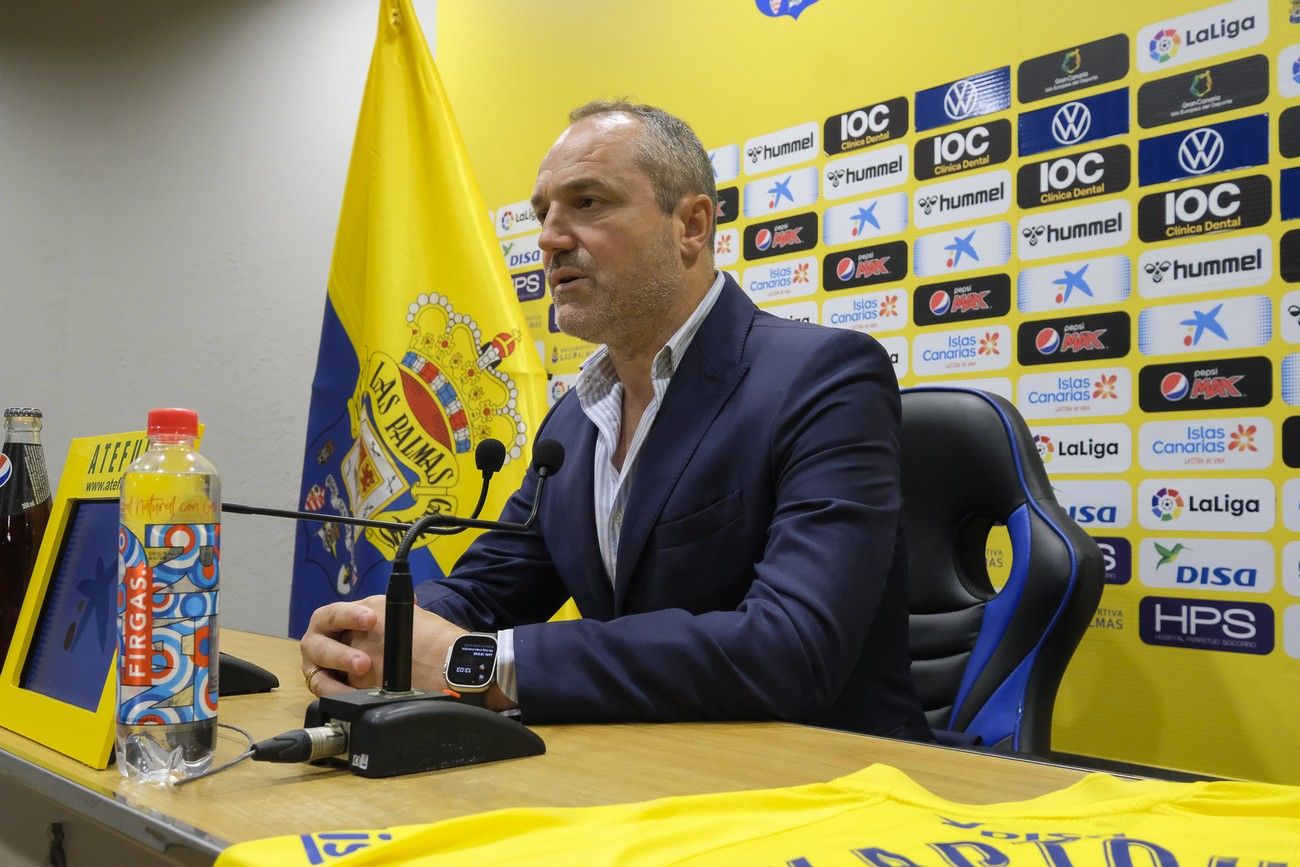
300 102 930 741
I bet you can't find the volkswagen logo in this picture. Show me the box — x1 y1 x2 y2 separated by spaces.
1051 102 1092 145
1177 128 1225 176
943 79 979 120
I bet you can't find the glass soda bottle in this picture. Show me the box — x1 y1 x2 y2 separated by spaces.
117 408 220 783
0 408 53 665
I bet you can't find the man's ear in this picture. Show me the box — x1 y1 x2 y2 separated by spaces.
677 193 715 263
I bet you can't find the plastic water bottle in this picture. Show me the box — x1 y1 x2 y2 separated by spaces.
117 408 220 783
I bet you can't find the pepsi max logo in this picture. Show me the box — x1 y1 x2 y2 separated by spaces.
0 454 10 488
1162 371 1191 401
743 212 818 261
512 269 545 303
821 240 907 291
1138 356 1272 412
911 273 1010 327
1017 311 1131 365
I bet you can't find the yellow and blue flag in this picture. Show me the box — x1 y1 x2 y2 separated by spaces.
289 0 546 635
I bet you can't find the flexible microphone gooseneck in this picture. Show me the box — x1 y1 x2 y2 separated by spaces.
382 438 565 693
244 437 565 777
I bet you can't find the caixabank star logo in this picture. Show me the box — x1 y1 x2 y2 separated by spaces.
343 293 527 562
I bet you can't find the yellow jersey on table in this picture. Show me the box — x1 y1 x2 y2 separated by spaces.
215 763 1300 866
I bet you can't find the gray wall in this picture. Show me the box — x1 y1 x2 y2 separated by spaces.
0 0 435 637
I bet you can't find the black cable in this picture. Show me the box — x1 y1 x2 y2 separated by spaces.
171 722 256 788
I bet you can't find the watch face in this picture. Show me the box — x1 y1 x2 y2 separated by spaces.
447 635 496 690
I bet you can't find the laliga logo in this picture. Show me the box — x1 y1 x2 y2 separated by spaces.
825 168 847 188
498 210 515 231
1021 225 1047 247
1051 102 1092 146
943 79 980 120
917 194 940 216
1149 27 1182 63
1143 261 1172 283
1033 433 1055 462
1177 128 1225 176
1151 486 1185 522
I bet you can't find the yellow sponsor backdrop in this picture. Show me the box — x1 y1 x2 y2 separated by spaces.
438 0 1300 782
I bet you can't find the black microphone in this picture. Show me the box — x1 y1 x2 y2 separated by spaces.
382 438 565 693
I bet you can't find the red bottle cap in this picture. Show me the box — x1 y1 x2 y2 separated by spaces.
147 408 200 437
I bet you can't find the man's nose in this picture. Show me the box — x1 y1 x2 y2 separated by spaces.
537 209 576 256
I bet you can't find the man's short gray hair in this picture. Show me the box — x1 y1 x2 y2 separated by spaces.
569 100 717 224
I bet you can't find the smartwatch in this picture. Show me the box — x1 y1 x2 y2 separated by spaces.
442 632 498 694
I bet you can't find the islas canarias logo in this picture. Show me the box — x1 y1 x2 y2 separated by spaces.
337 293 527 566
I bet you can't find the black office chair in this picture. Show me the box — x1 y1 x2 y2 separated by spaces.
900 386 1103 757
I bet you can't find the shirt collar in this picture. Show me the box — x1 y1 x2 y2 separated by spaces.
576 271 725 406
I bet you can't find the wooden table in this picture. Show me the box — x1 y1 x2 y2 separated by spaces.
0 630 1094 864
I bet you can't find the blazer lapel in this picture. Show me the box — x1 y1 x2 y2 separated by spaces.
612 276 755 612
553 415 613 618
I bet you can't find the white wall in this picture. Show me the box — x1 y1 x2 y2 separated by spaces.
0 0 435 637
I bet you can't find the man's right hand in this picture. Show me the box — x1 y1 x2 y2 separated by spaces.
298 599 383 696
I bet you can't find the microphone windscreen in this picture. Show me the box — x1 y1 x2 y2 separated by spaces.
475 438 507 474
532 439 566 476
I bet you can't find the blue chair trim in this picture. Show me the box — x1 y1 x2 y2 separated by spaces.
903 386 1082 751
947 502 1031 737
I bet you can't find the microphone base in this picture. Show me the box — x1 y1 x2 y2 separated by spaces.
305 690 545 778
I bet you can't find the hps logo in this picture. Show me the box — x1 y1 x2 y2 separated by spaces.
1139 597 1274 654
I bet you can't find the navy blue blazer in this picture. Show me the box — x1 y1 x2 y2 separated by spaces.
416 274 930 740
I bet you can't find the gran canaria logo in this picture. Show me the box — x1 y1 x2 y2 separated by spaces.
343 292 526 562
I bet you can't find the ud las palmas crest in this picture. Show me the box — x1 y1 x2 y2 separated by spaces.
307 292 527 596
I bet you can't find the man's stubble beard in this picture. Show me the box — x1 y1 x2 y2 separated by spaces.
555 231 682 352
